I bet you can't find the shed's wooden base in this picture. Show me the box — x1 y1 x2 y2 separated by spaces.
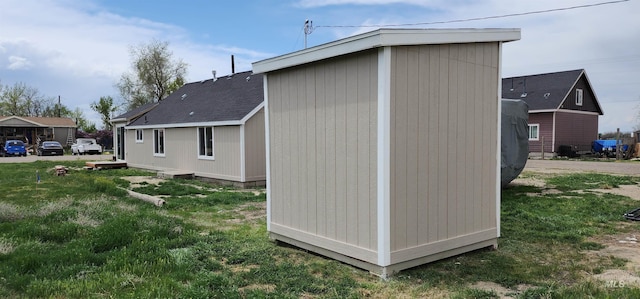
270 232 497 279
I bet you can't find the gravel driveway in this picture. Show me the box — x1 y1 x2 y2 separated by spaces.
525 159 640 176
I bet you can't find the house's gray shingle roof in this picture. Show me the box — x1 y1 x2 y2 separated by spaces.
112 102 158 122
501 69 583 111
128 70 263 126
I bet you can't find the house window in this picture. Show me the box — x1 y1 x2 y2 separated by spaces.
528 124 539 141
135 129 143 143
153 129 165 156
575 89 583 106
198 127 214 159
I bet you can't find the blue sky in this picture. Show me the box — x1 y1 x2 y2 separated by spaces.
1 0 639 132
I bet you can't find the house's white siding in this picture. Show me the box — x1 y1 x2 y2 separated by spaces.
125 126 242 181
244 108 266 182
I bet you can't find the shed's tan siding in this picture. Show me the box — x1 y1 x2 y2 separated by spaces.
268 50 379 262
244 108 266 181
126 126 242 181
388 43 500 263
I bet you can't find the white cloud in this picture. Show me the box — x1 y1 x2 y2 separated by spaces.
7 56 33 70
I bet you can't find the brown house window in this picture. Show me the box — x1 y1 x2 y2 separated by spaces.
575 89 583 106
528 124 539 141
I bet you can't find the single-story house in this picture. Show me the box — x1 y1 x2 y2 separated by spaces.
502 69 603 156
0 116 76 147
253 28 520 277
111 70 266 187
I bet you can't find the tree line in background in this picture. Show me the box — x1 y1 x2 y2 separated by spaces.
1 38 187 131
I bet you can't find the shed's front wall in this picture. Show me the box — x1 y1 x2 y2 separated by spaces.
267 50 379 263
388 43 500 263
125 126 242 181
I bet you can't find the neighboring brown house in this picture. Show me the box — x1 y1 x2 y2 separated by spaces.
253 28 520 277
111 71 266 187
0 116 76 146
502 69 603 156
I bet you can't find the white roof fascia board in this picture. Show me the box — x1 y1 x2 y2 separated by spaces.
240 102 265 124
126 120 242 130
554 109 601 116
253 28 520 74
528 109 558 113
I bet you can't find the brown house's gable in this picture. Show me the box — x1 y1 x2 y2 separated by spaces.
558 74 602 114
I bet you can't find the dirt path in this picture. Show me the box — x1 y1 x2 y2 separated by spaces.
525 159 640 176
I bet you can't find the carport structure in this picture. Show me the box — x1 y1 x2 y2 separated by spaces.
0 116 76 146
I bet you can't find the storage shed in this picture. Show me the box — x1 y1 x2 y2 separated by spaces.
252 28 521 277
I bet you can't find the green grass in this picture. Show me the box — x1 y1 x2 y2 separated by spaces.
1 161 640 298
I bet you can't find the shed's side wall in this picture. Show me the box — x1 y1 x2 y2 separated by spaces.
388 43 500 263
267 50 379 263
125 126 242 181
244 108 266 181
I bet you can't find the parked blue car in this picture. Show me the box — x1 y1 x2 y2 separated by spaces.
1 140 27 157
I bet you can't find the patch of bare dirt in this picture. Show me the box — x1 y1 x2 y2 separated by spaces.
121 176 167 188
470 282 534 299
591 184 640 201
224 202 266 225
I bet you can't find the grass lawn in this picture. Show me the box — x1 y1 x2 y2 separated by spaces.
1 161 640 298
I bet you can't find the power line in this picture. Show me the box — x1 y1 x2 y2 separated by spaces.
312 0 629 28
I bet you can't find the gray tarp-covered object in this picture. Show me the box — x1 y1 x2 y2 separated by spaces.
501 99 529 187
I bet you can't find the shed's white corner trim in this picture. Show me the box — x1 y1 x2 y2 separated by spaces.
263 74 272 231
496 43 503 237
377 46 392 266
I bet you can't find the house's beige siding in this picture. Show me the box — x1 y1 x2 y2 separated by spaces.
388 44 499 262
244 108 266 181
268 50 379 262
125 126 242 181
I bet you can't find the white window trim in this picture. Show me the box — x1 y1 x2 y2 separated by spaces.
528 124 540 141
197 126 215 160
153 128 165 157
135 129 143 143
575 88 583 106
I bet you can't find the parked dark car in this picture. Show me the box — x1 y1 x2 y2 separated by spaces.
37 141 64 156
1 140 27 157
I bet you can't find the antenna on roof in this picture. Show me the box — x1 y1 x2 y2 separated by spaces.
304 19 314 49
231 55 235 74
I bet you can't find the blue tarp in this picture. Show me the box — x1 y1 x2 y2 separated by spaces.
592 140 628 153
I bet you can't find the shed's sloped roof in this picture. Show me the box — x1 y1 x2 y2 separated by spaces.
502 69 600 112
0 116 76 127
127 71 263 127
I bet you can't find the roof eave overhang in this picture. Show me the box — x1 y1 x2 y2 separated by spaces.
253 28 521 73
126 120 243 130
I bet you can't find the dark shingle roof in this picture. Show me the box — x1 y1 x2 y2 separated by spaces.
502 69 583 111
128 71 263 126
111 101 158 123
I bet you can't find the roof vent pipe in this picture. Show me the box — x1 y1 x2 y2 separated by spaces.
231 55 235 74
212 70 217 82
